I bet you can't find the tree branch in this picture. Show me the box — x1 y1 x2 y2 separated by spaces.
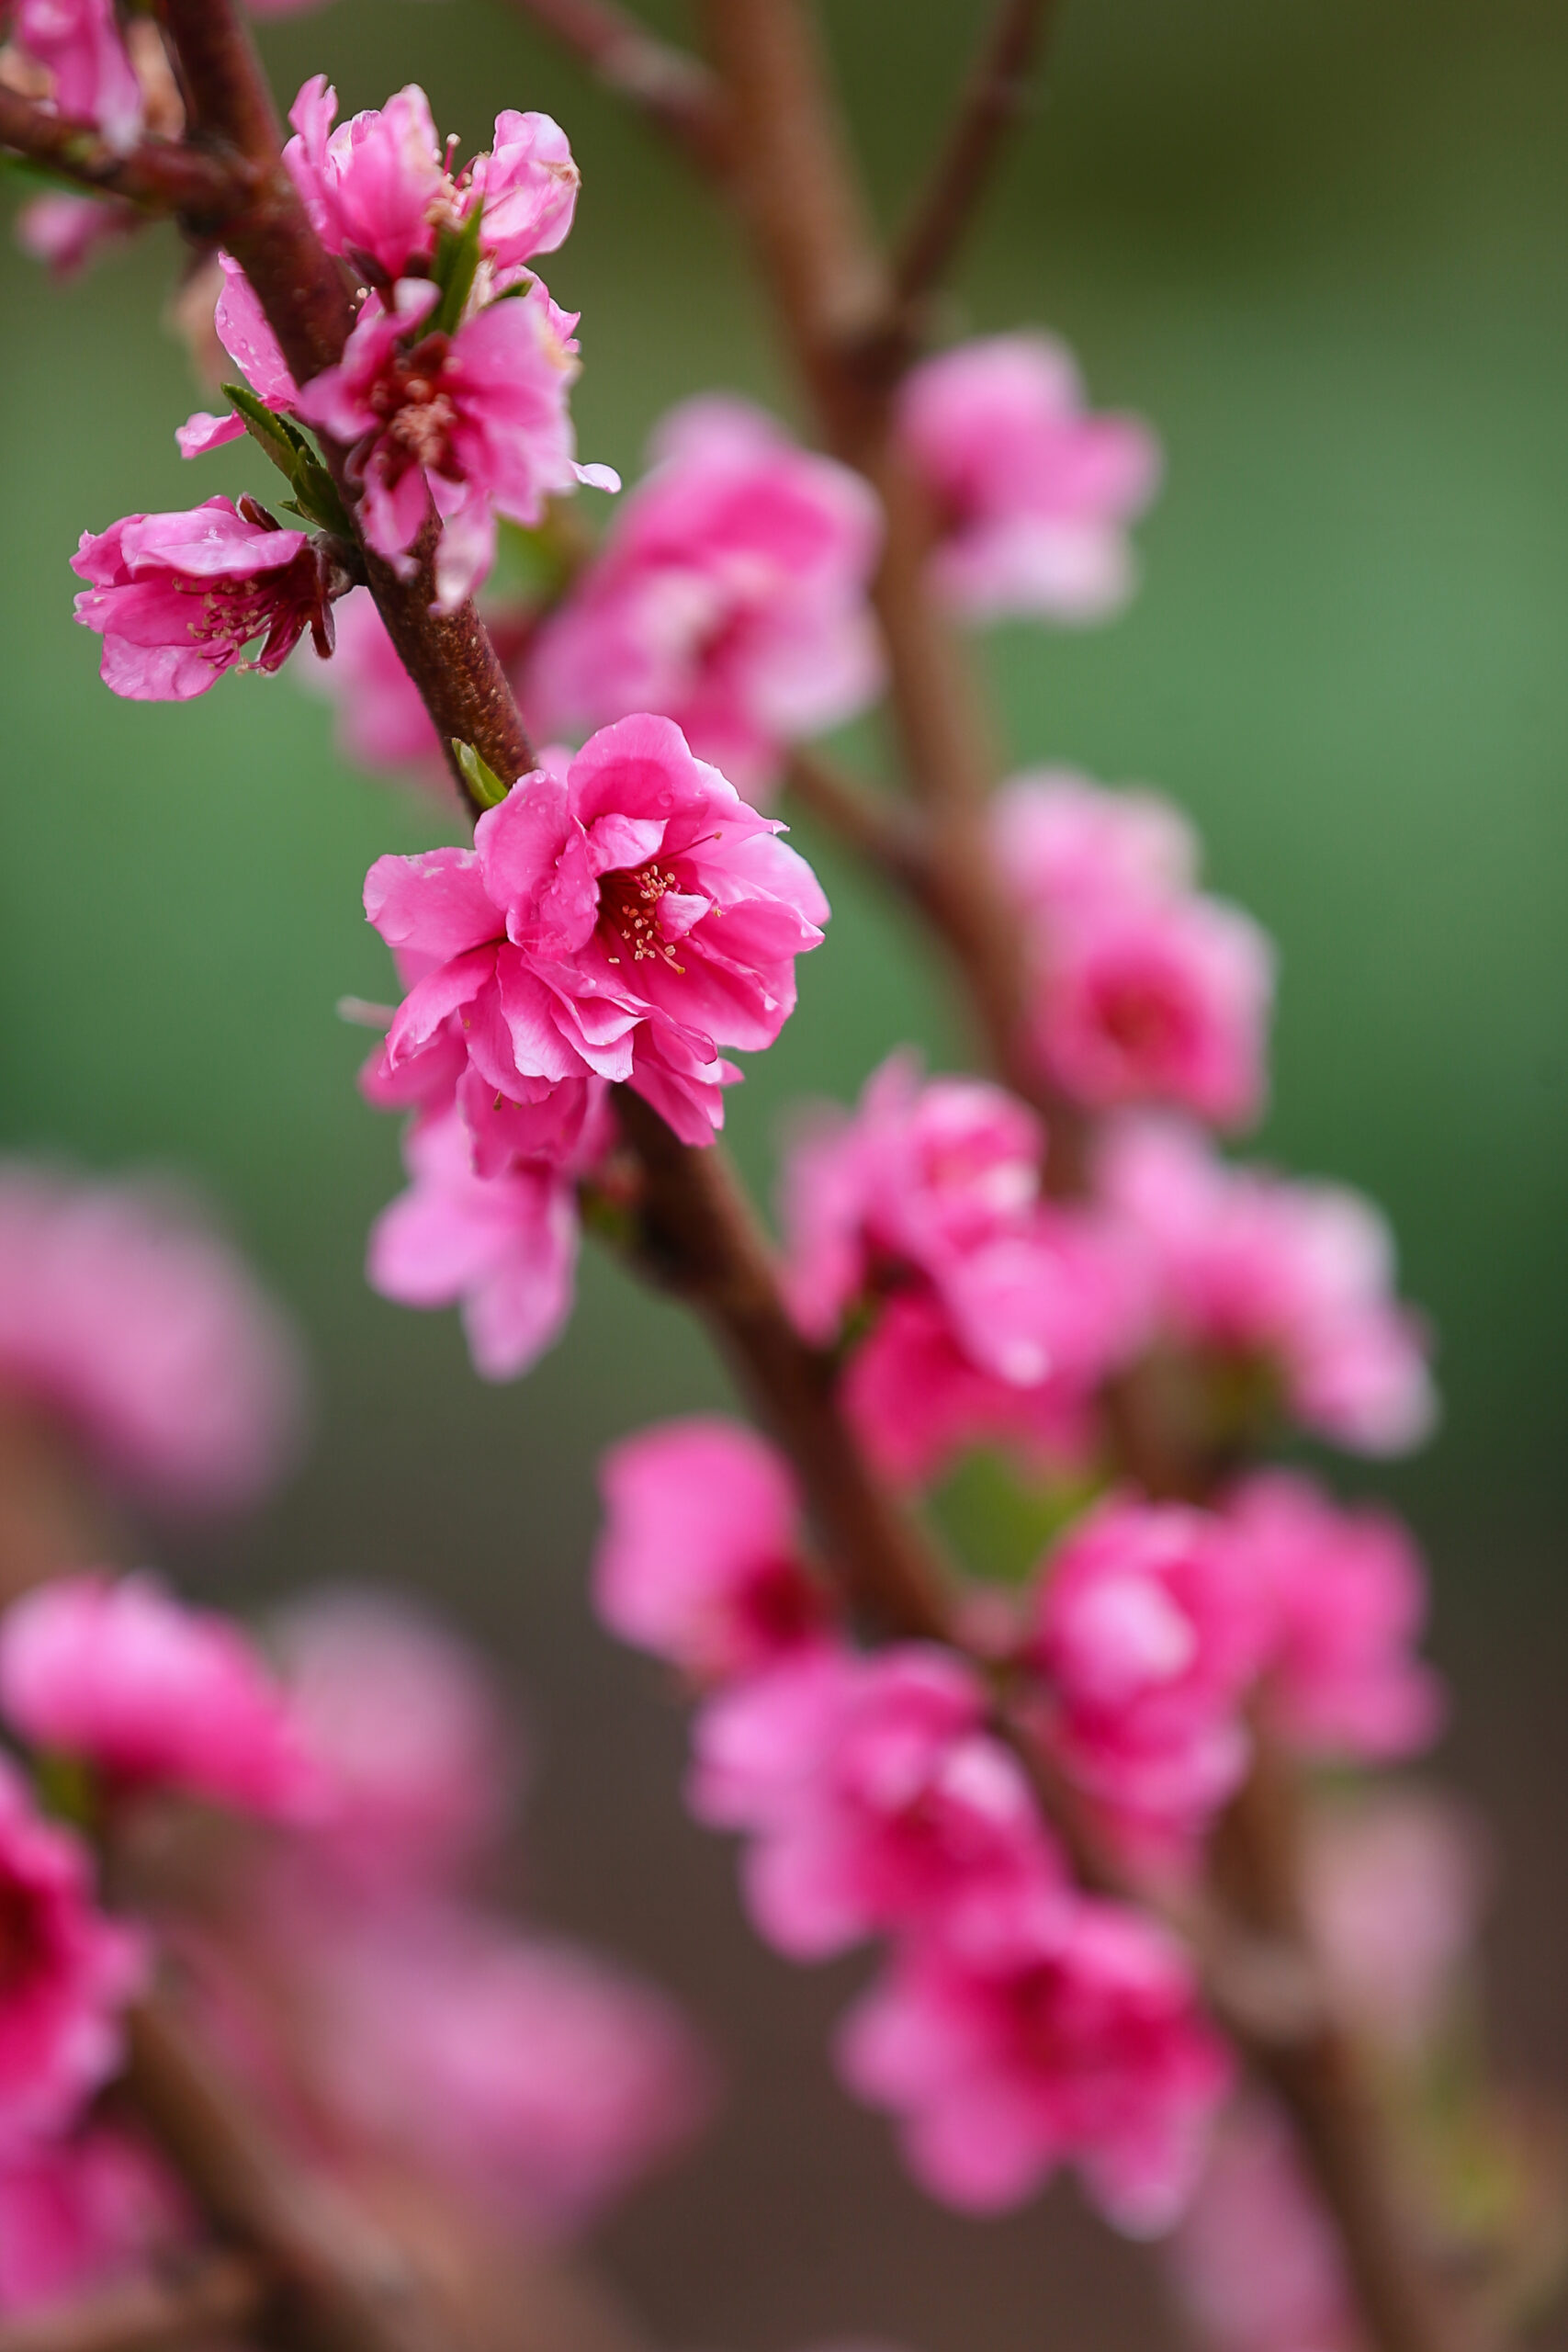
0 2256 264 2352
497 0 730 176
890 0 1062 315
0 85 243 212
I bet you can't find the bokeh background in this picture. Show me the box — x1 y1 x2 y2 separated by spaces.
2 0 1565 2342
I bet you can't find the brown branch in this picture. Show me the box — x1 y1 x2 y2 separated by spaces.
498 0 730 176
0 2256 264 2352
0 85 243 211
890 0 1062 315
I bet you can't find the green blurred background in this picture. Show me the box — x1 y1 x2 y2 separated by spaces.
2 2 1565 2344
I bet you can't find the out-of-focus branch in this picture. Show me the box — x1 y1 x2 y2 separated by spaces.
0 85 242 211
890 0 1061 316
498 0 730 176
155 0 536 806
0 2255 264 2352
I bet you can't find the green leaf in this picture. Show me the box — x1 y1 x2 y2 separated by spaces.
451 739 511 809
428 200 485 339
222 380 310 476
289 453 355 542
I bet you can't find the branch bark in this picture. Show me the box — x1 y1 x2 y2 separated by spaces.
0 2256 264 2352
0 85 242 211
497 0 730 176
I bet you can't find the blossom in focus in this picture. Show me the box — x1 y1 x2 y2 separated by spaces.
0 1758 142 2153
284 79 579 291
301 586 446 787
176 254 299 459
288 1904 712 2235
780 1053 1143 1484
992 772 1274 1129
12 0 141 151
72 496 344 702
0 1574 314 1816
1227 1472 1444 1761
368 1102 600 1381
1098 1114 1437 1455
0 1162 302 1513
1029 1498 1268 1845
689 1645 1059 1960
294 277 614 614
0 2126 195 2318
896 334 1159 625
1302 1792 1484 2055
838 1882 1229 2227
526 395 884 802
365 714 829 1153
14 191 139 277
273 1589 522 1893
594 1417 830 1682
1168 2100 1355 2352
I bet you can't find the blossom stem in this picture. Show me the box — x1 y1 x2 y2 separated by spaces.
0 2254 263 2352
889 0 1063 317
0 85 243 213
497 0 731 177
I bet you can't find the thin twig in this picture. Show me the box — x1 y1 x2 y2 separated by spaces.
890 0 1062 315
498 0 730 175
0 85 243 213
0 2255 264 2352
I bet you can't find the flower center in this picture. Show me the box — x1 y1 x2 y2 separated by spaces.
0 1872 45 2000
369 335 458 476
598 862 687 972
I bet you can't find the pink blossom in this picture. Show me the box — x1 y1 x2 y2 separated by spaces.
0 2126 195 2318
272 1589 523 1891
1303 1792 1484 2054
13 0 141 151
176 253 299 460
0 1758 143 2153
526 395 883 801
284 78 579 290
689 1645 1058 1960
1029 1498 1269 1841
365 714 829 1151
14 190 139 277
1168 2100 1354 2352
1227 1473 1443 1760
300 585 446 785
0 1162 302 1513
1098 1115 1437 1455
896 334 1159 625
593 1417 830 1682
294 277 613 613
838 1882 1229 2228
990 772 1274 1128
0 1574 313 1816
367 1100 602 1381
72 495 344 702
290 1904 711 2234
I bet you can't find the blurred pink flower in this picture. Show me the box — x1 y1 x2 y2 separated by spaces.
689 1645 1059 1959
594 1417 830 1682
367 1102 597 1380
992 772 1273 1129
12 0 141 150
300 586 446 786
1303 1791 1485 2055
0 1162 302 1513
838 1882 1229 2228
0 1758 143 2153
1168 2100 1354 2352
72 495 342 701
526 395 884 801
0 1574 314 1816
0 2125 195 2317
1098 1115 1436 1456
176 254 299 460
896 334 1159 625
14 191 139 277
1029 1498 1269 1843
294 1904 712 2234
366 714 828 1152
272 1588 523 1892
1227 1472 1444 1761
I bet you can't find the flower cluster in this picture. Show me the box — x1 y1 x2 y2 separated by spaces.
992 770 1274 1127
361 713 829 1373
6 0 141 153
